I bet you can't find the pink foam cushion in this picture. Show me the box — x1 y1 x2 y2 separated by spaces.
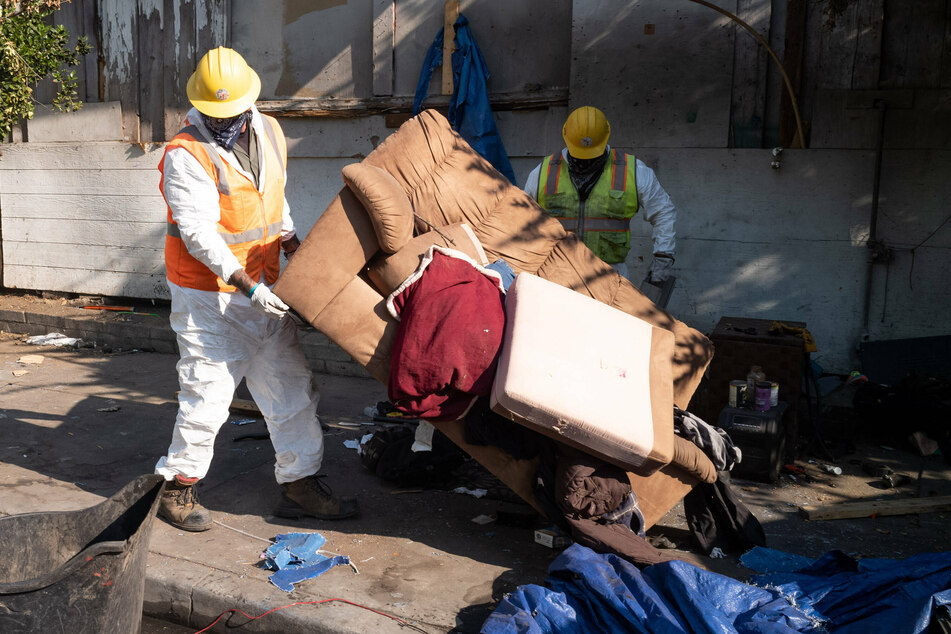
491 273 674 475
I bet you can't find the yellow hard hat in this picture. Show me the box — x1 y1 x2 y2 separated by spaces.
186 47 261 118
562 106 610 159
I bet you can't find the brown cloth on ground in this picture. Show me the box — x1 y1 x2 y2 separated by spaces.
555 451 683 567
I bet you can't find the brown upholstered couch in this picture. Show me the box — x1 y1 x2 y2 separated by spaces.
274 110 716 529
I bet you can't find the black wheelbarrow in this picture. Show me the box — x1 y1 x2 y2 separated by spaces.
0 474 165 633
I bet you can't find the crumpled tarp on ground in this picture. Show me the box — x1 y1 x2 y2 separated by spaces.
262 532 352 592
481 543 951 633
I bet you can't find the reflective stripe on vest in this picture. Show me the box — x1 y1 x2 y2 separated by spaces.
536 149 639 264
166 220 284 245
161 115 288 292
555 217 629 232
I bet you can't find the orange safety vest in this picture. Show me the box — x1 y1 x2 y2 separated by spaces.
160 115 287 292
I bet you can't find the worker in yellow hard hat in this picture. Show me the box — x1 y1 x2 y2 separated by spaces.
155 47 358 532
524 106 677 285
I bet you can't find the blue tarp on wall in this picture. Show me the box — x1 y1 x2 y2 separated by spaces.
413 14 517 184
482 543 951 633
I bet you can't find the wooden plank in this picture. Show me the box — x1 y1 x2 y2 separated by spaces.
137 0 166 142
26 102 123 142
80 0 101 102
0 142 166 170
256 89 569 118
1 170 163 196
99 0 140 142
1 218 166 248
905 0 946 88
196 0 230 52
441 0 459 96
778 0 807 147
851 0 884 89
229 397 260 414
943 2 951 89
817 0 859 90
0 215 170 250
4 242 164 274
163 0 197 138
1 194 166 222
2 264 170 299
730 0 770 148
371 0 395 96
799 495 951 520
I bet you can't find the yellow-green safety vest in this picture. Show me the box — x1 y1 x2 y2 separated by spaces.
536 149 639 264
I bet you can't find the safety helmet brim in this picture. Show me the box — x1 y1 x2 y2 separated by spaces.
186 66 261 118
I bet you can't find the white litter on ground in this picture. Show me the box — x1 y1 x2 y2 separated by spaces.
26 333 83 348
343 433 375 455
710 547 726 559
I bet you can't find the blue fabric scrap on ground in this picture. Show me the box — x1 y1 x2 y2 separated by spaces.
263 532 351 592
482 543 951 633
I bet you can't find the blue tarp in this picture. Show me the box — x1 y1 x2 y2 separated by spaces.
413 14 517 184
482 543 951 633
262 532 351 592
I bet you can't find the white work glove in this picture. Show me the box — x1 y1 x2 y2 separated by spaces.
249 283 289 320
648 253 675 283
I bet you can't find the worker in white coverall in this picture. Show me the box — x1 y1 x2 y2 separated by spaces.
154 47 358 531
524 106 677 284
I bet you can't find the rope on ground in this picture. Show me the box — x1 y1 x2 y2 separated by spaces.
193 598 430 633
212 519 274 544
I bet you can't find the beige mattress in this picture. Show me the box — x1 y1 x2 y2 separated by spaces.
490 273 675 475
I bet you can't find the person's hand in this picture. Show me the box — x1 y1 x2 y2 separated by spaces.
282 235 301 259
648 253 675 283
249 284 289 320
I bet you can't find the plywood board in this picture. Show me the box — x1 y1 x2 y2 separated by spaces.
25 103 124 143
393 0 571 98
1 170 160 196
372 0 395 96
2 265 170 299
0 142 165 169
730 0 771 148
570 0 735 148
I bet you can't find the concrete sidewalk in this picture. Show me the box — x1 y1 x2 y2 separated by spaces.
0 295 568 633
3 292 950 632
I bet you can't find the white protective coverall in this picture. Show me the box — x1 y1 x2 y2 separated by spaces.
523 145 677 281
154 105 324 484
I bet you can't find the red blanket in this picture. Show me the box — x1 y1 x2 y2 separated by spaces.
387 248 506 421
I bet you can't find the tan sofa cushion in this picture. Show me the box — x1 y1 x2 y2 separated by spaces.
366 223 488 296
342 163 414 254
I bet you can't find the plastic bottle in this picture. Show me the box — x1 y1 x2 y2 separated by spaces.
745 365 766 407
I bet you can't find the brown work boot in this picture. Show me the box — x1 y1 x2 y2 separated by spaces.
274 474 359 520
157 475 213 532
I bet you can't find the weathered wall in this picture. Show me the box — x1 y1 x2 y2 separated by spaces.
3 0 951 377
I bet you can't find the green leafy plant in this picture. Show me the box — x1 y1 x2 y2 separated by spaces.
1 0 90 139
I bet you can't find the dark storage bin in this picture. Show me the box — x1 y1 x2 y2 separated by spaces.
0 474 165 634
697 316 806 458
718 402 788 483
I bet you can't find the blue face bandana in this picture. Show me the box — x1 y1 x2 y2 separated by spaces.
201 110 250 151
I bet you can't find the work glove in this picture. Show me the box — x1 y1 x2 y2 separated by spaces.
249 284 289 320
648 253 675 283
